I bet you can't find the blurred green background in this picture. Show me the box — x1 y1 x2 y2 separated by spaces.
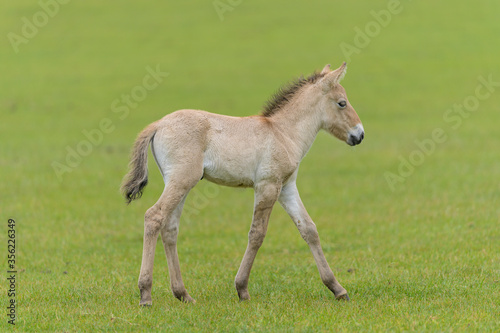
1 0 499 331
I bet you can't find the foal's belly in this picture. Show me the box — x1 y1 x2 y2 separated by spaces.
202 173 254 188
202 153 256 188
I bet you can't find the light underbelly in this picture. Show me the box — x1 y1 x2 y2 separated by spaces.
202 157 255 188
202 173 254 188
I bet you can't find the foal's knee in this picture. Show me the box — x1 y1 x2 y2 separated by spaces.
299 221 320 245
248 227 266 248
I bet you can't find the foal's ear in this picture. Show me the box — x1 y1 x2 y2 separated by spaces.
320 62 347 91
320 64 331 75
332 62 347 83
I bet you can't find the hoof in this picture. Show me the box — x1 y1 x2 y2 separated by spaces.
175 292 196 303
139 300 152 307
336 293 350 301
181 295 196 304
139 288 152 307
237 290 250 302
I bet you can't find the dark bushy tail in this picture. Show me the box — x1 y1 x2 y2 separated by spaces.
121 121 159 204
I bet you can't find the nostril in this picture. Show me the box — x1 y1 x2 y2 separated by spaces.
360 132 364 141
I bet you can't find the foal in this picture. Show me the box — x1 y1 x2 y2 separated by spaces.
121 62 364 305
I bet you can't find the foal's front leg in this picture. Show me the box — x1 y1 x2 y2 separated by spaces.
235 182 280 301
278 181 349 300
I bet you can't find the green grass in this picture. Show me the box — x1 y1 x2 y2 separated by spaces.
1 0 500 331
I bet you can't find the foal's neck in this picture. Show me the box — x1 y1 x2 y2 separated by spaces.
267 87 323 162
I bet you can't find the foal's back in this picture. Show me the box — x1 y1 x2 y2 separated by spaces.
152 109 284 188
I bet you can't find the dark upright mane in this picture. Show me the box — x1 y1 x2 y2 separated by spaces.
261 71 326 117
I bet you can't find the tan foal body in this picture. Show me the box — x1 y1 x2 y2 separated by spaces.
121 63 364 305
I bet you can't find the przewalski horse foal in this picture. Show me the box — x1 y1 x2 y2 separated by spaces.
121 62 364 306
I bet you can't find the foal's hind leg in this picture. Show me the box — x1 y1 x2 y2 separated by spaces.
138 177 200 306
278 181 349 300
235 182 281 301
159 195 195 303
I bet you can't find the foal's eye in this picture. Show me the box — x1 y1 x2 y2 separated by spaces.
337 101 347 108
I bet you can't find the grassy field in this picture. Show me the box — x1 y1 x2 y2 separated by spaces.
1 0 499 331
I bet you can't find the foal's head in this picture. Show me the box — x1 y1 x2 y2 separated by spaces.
317 63 364 146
